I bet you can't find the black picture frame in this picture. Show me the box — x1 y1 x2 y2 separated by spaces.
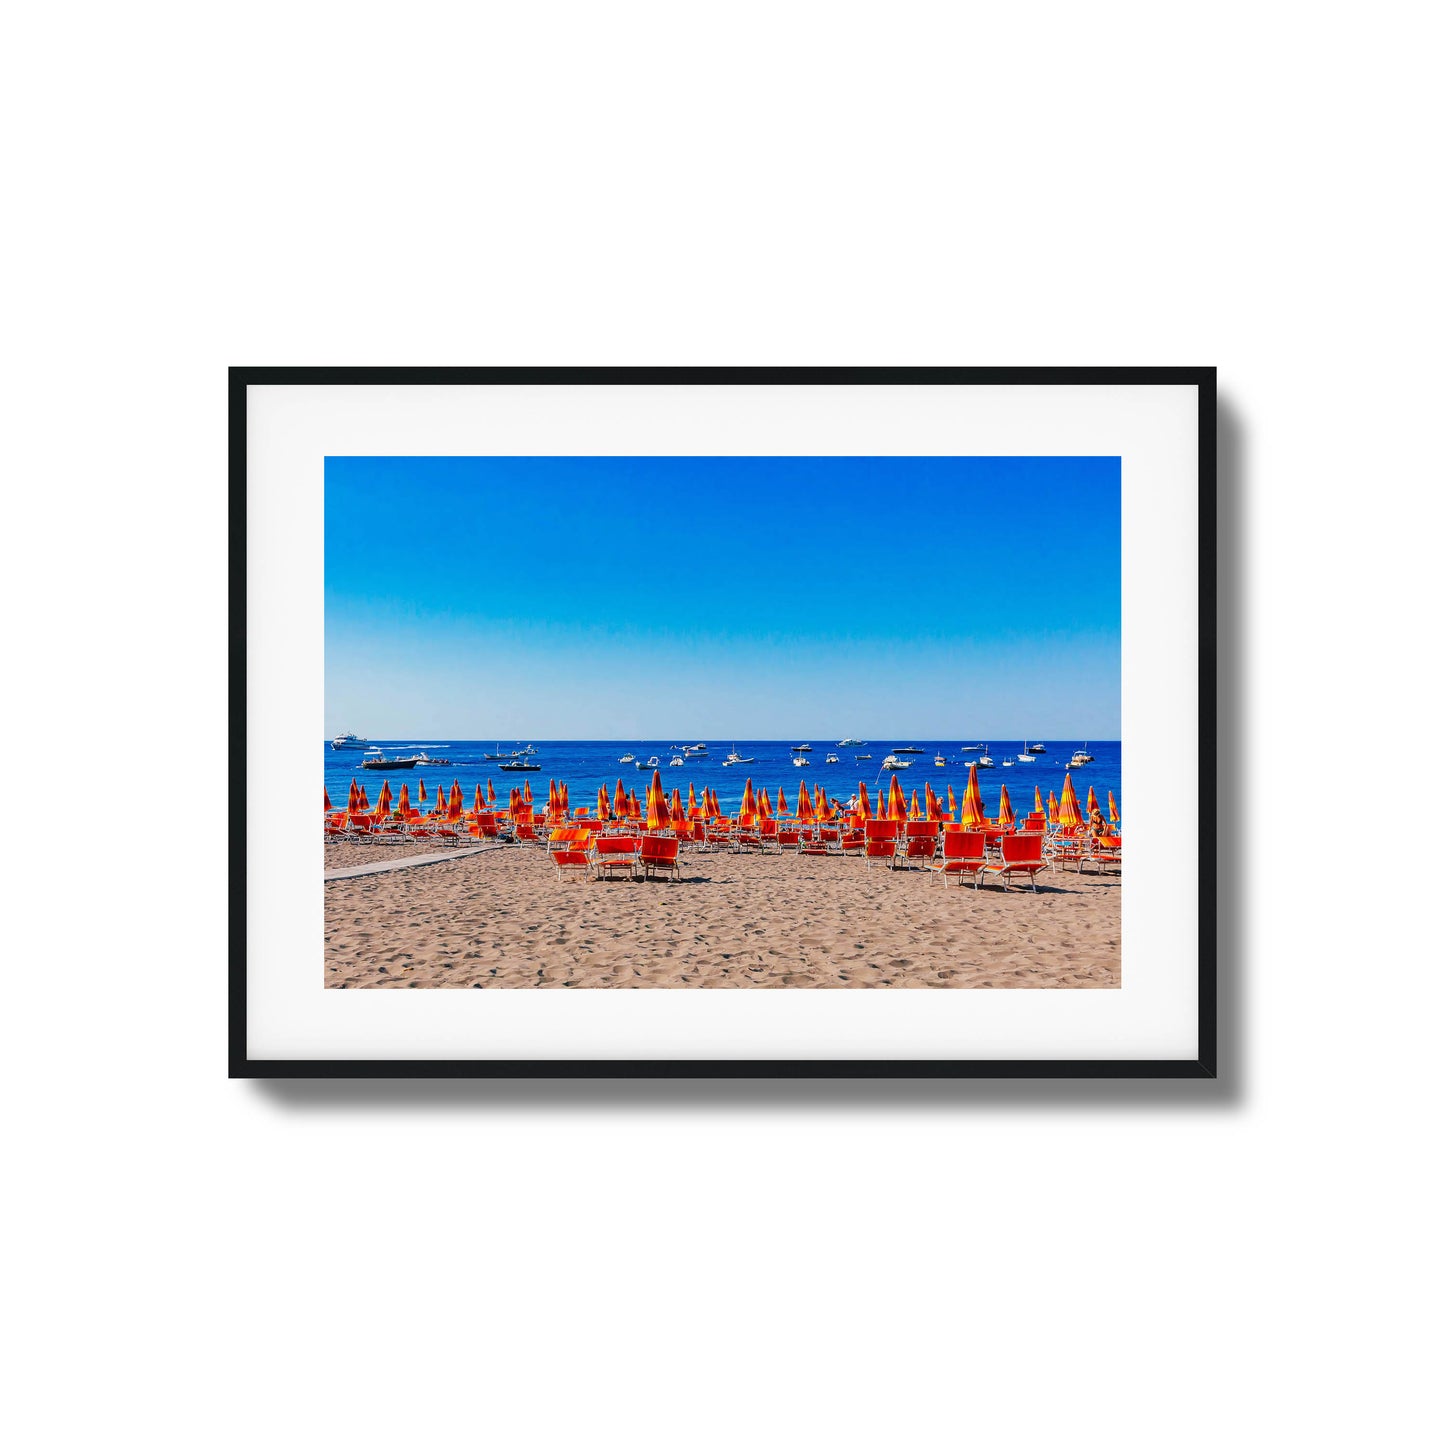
231 366 1217 1080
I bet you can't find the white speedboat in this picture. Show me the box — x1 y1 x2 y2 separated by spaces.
683 743 708 756
634 755 661 771
961 743 983 751
723 745 755 766
1028 742 1047 754
975 748 995 768
880 754 912 770
1016 742 1037 762
793 756 810 767
1069 751 1090 769
838 737 864 746
825 753 840 764
854 753 872 760
619 753 636 764
668 755 685 767
892 746 925 755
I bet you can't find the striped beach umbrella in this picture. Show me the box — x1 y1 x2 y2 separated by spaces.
687 782 702 819
357 784 370 811
324 786 332 812
670 786 685 828
946 784 957 820
561 781 570 814
777 785 788 815
398 782 412 817
522 779 533 806
1085 784 1100 818
645 769 668 830
486 778 496 805
856 780 872 820
629 788 641 820
1048 790 1059 824
797 781 815 823
887 773 907 821
1108 790 1120 824
614 777 627 817
908 788 921 820
996 783 1015 829
1035 784 1045 817
959 764 986 827
738 778 756 826
1058 773 1083 828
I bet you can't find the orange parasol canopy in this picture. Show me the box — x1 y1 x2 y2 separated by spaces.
324 786 332 812
887 773 907 822
548 779 559 816
797 781 815 823
1108 790 1120 824
946 784 957 819
777 785 790 816
925 784 942 822
397 782 412 816
1034 785 1045 817
561 782 570 814
757 785 772 819
629 788 641 820
373 779 392 817
614 777 627 817
857 780 872 820
357 784 370 810
1085 784 1100 818
645 769 670 830
738 777 756 825
908 788 921 820
996 783 1015 828
486 778 496 805
959 764 986 828
473 784 484 814
348 779 359 810
1048 790 1059 824
597 785 611 821
523 779 533 806
1058 773 1083 827
670 786 685 827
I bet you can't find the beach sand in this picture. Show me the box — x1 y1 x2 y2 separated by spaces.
324 842 1120 988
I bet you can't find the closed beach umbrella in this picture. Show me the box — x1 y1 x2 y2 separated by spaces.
597 785 611 821
397 782 411 816
1108 790 1120 824
1085 784 1100 818
857 780 872 820
324 786 332 812
996 783 1015 828
1034 784 1045 817
486 778 495 805
777 785 789 816
548 779 559 816
450 780 464 818
630 787 641 820
1059 773 1084 827
358 784 370 810
348 779 359 811
946 784 957 819
886 774 907 821
738 777 756 825
959 764 986 828
758 786 772 819
1048 790 1059 824
909 788 921 820
374 779 392 816
523 779 533 806
797 782 815 823
687 782 701 819
473 784 484 814
670 786 685 827
561 782 569 814
646 769 669 830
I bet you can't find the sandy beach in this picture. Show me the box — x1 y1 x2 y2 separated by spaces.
323 842 1120 988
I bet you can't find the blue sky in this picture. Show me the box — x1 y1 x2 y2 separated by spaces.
325 456 1120 738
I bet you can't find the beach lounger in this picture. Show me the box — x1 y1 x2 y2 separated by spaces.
758 819 781 854
927 829 987 886
797 827 829 857
777 826 801 853
1086 835 1122 874
589 834 641 881
898 821 939 870
638 834 682 882
984 833 1048 891
549 828 591 879
839 827 866 858
821 826 842 856
864 820 901 869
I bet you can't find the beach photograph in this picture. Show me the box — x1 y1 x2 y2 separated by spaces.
324 456 1122 989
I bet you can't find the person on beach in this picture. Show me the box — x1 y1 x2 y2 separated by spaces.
1088 805 1109 838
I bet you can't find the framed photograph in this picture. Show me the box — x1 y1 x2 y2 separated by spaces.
233 367 1215 1079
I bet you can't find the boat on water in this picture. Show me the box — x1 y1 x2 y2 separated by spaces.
1028 742 1047 754
329 731 368 751
825 753 840 764
1069 751 1091 769
668 755 685 767
406 751 450 766
934 754 946 767
499 761 541 772
791 743 812 753
723 745 755 766
854 753 873 760
1016 741 1037 762
618 753 636 764
792 756 810 767
635 755 661 770
838 737 864 746
975 747 996 768
683 743 708 756
961 743 983 751
892 746 925 754
880 754 912 770
361 752 416 771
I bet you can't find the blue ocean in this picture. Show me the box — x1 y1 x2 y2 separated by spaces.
325 739 1122 821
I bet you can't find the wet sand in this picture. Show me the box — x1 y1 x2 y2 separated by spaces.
324 843 1121 988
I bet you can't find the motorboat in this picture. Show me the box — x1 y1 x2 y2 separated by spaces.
791 743 812 752
975 748 996 768
329 731 368 751
361 751 416 771
618 753 636 764
892 746 924 754
961 743 983 751
683 743 708 756
825 753 840 764
668 755 685 767
1076 743 1096 762
517 744 539 756
499 760 541 772
1016 742 1037 762
1028 742 1047 754
1002 760 1013 767
934 754 946 767
854 753 872 760
838 737 865 746
723 745 755 766
793 756 810 767
406 751 451 766
1069 751 1090 769
880 754 912 770
635 755 661 770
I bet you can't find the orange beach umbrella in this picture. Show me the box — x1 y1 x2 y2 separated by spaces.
777 785 789 816
397 782 411 816
670 786 685 827
473 784 484 814
645 769 669 830
738 778 756 825
1047 790 1059 824
1085 784 1100 818
687 782 701 819
996 783 1015 828
856 780 871 820
1108 790 1120 824
886 773 907 821
1058 773 1083 828
523 779 533 806
959 764 986 828
486 778 496 805
629 788 641 820
797 781 815 823
908 788 921 820
946 784 957 819
324 786 332 812
1035 785 1045 817
597 786 611 821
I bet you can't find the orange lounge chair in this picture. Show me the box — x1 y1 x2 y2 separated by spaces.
898 821 939 870
797 827 829 857
638 834 682 882
864 819 902 869
589 834 641 881
839 827 866 858
776 826 801 853
549 828 591 879
985 833 1048 891
1087 834 1122 874
927 829 988 886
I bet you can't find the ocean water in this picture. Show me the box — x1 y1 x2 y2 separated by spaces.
324 739 1123 821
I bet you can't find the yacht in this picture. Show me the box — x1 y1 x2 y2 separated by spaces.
893 746 925 754
791 743 812 753
961 743 983 751
517 744 539 756
499 759 541 772
792 755 810 767
825 753 841 764
1028 742 1047 754
683 743 708 756
1069 750 1090 769
1075 743 1096 762
880 754 913 770
838 737 865 747
618 753 636 764
668 755 685 767
329 731 368 751
406 750 451 766
361 751 416 771
484 744 520 760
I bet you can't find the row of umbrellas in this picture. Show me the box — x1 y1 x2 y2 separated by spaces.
327 765 1120 831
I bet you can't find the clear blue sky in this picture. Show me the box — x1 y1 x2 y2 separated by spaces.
325 456 1120 738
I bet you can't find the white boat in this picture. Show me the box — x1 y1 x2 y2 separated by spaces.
1016 741 1037 762
793 756 810 767
618 753 635 764
634 755 660 771
1028 742 1047 754
683 743 708 756
825 753 841 764
723 744 755 766
668 755 685 767
329 731 368 750
791 743 812 753
880 754 912 770
975 747 995 768
934 754 946 767
892 746 925 755
1002 760 1013 767
838 737 864 746
1069 752 1090 769
854 753 872 760
961 743 983 751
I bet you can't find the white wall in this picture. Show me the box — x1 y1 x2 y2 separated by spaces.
6 4 1436 1442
